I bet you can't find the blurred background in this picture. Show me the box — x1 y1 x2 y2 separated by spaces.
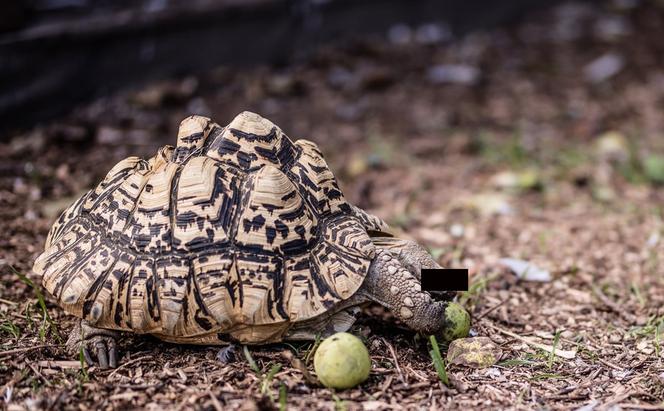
2 0 664 257
0 0 555 130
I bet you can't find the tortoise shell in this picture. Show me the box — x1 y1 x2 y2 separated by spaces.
33 112 384 344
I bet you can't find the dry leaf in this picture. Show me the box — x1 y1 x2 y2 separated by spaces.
447 337 503 368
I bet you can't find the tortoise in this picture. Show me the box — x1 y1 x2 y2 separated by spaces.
33 111 456 369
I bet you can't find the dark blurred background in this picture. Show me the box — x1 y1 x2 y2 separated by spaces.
0 0 559 133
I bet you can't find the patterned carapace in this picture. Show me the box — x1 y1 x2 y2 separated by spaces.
33 112 390 344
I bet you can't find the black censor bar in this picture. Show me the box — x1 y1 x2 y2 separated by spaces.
421 269 469 292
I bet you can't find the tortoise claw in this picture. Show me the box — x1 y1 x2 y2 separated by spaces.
95 339 109 369
82 347 94 366
67 320 120 369
216 344 239 364
108 340 118 368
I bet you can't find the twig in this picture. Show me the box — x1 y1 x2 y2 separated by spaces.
599 390 643 410
382 337 407 387
0 344 57 357
208 391 223 411
377 375 393 398
485 323 576 359
588 283 636 323
106 355 152 378
598 358 624 371
38 360 81 369
476 298 510 320
0 298 17 305
616 402 664 410
28 363 52 387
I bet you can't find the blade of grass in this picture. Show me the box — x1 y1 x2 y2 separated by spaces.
548 330 561 369
305 334 321 365
242 345 260 374
261 363 282 395
498 359 539 367
655 319 663 358
332 394 347 411
79 347 89 382
429 335 449 386
278 382 287 411
0 315 21 339
11 266 62 343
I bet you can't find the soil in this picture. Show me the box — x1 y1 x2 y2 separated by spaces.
1 1 664 410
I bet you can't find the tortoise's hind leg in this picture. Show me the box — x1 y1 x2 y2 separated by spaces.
217 344 239 364
66 320 119 369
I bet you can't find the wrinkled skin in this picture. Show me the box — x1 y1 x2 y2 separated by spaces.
67 321 119 369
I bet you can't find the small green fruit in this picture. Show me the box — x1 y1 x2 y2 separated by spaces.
644 155 664 184
313 332 371 389
440 302 471 343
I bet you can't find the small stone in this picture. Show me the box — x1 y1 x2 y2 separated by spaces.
595 131 628 162
427 64 480 85
584 53 624 83
96 127 124 145
414 23 451 44
464 193 513 216
491 169 541 191
387 24 412 45
499 258 552 282
449 224 465 238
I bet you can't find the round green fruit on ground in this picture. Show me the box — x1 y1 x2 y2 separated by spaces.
313 332 371 389
440 302 471 343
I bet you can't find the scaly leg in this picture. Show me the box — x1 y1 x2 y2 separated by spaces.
66 320 119 369
360 249 450 336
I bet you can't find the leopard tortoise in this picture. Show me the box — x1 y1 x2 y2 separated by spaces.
33 111 457 369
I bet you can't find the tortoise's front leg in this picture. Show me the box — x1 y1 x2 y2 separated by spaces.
362 249 450 336
371 237 441 281
66 320 119 369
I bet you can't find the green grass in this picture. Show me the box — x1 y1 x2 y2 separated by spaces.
429 335 449 386
477 132 530 168
655 321 662 358
458 274 498 307
630 282 647 307
0 313 21 339
278 383 287 411
332 394 347 411
497 359 539 368
261 363 282 396
548 330 562 370
79 347 89 382
304 335 321 365
529 372 566 381
553 146 590 172
11 266 62 343
243 345 261 374
628 315 664 338
243 346 284 402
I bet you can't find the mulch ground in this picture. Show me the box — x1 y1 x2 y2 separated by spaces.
1 0 664 409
